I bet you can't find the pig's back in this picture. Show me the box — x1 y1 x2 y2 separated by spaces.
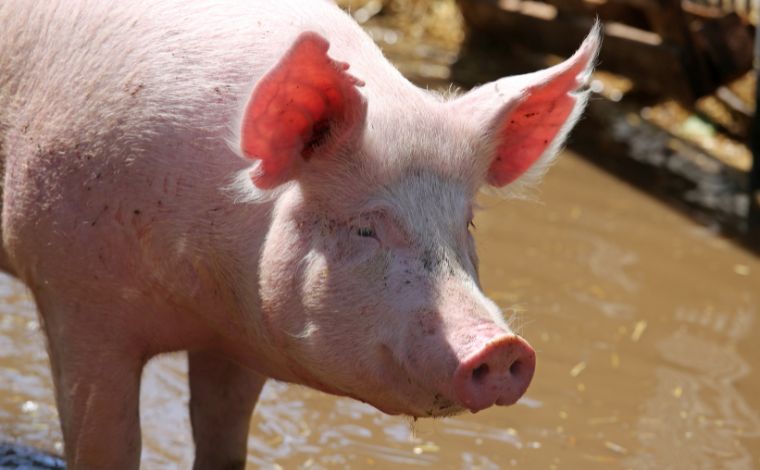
0 0 399 141
0 0 379 158
0 0 397 279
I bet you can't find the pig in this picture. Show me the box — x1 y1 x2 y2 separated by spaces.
0 0 599 468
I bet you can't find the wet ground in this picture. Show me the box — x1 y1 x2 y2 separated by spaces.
2 2 760 468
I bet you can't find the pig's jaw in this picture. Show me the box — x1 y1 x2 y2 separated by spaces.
358 399 463 418
273 338 465 417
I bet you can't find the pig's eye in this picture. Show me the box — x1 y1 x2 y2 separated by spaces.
468 220 476 231
356 227 376 238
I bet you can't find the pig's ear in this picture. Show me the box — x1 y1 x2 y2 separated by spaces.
239 31 366 189
452 24 600 190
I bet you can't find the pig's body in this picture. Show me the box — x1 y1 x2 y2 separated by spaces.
0 0 372 378
0 1 599 468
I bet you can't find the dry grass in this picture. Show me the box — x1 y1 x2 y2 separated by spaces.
335 0 465 49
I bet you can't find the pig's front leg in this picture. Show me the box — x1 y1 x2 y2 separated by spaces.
188 350 266 470
36 296 146 469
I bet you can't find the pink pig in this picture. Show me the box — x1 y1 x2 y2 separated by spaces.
0 0 599 467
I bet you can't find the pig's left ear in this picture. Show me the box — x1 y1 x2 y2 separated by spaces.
451 24 600 190
239 31 367 189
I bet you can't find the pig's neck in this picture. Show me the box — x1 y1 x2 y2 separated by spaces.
208 184 324 382
184 171 286 375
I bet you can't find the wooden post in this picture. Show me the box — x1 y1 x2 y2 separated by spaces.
749 27 760 229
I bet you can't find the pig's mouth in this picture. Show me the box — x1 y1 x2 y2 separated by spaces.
369 403 464 419
360 394 462 418
272 347 442 416
290 351 468 417
370 344 465 418
362 390 462 418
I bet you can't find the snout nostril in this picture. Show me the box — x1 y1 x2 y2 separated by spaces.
510 359 523 377
471 363 489 382
454 335 536 411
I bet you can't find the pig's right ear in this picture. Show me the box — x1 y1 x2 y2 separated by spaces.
451 24 600 193
239 32 367 189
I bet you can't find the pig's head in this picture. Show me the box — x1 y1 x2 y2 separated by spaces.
236 27 599 416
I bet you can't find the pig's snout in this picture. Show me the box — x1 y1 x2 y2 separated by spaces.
453 334 536 413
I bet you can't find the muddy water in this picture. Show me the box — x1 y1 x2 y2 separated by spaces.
1 152 758 468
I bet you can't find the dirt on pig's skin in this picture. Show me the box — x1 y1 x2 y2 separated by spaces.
1 152 759 468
